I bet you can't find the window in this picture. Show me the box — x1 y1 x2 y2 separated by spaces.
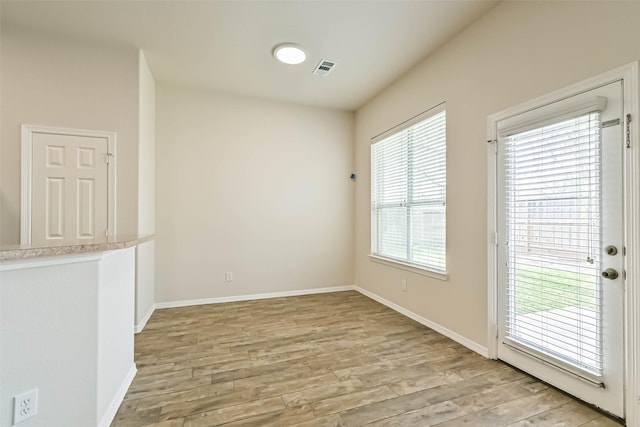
371 105 446 273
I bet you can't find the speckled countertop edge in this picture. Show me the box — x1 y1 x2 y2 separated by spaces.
0 234 155 261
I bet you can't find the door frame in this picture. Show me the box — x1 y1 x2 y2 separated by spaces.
486 62 639 423
21 124 117 244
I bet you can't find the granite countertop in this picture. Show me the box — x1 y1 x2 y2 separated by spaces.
0 234 154 261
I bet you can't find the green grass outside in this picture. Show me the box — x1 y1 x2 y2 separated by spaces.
512 264 599 315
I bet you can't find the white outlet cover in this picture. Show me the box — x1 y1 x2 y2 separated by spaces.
14 389 38 424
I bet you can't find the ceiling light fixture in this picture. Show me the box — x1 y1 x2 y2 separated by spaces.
273 43 306 65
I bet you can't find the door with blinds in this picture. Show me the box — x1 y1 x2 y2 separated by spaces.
496 81 624 417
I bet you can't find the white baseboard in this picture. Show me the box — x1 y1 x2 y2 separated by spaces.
97 363 137 427
354 286 489 357
146 284 488 358
154 286 355 309
134 304 155 333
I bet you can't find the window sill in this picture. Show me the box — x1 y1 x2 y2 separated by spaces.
368 255 449 281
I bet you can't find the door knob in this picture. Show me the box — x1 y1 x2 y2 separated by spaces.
602 268 619 280
605 245 618 256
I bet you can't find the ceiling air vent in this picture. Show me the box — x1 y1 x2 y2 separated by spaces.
313 59 336 76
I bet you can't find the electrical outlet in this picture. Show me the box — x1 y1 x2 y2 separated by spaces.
402 279 407 292
225 272 233 282
14 389 37 424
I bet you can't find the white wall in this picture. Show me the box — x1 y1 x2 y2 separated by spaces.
354 1 640 348
1 249 136 427
0 250 136 427
138 51 156 235
135 51 156 329
97 248 136 427
156 85 354 303
0 24 140 244
1 255 101 427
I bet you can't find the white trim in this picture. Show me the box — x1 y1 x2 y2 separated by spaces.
134 304 155 334
0 252 104 271
354 286 488 357
497 96 607 136
154 286 355 309
20 124 117 245
487 63 635 128
149 285 488 358
21 125 33 244
97 363 136 427
487 61 639 424
368 255 448 281
486 137 498 359
371 101 446 143
622 61 640 427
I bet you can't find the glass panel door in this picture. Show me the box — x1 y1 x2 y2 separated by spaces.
497 81 624 417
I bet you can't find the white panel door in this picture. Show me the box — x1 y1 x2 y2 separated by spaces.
497 81 624 417
31 132 109 244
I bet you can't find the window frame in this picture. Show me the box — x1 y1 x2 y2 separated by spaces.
369 102 448 279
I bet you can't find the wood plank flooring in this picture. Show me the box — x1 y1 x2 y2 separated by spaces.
111 291 622 427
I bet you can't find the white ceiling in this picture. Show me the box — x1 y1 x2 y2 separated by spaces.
1 0 499 111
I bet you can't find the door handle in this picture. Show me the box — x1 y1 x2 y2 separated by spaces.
602 268 619 280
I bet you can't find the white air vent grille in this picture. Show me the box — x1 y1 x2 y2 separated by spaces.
313 59 336 76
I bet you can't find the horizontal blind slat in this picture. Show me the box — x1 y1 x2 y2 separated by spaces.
372 109 446 271
502 111 602 375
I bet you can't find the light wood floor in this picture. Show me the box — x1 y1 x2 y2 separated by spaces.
112 291 623 427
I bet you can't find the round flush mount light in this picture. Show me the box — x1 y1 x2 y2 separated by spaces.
273 43 306 65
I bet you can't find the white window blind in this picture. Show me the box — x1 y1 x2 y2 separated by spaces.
371 109 446 272
503 112 603 375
